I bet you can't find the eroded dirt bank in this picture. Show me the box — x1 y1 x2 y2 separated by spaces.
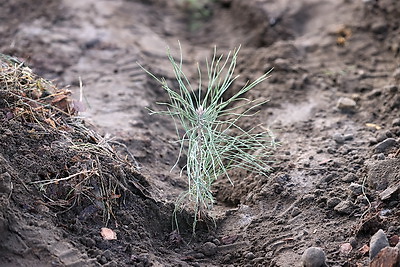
1 0 400 266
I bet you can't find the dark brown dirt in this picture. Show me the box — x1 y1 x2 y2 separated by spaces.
1 0 400 266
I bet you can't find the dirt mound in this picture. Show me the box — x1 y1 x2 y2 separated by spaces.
0 56 202 266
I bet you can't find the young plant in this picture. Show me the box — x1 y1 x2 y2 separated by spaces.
142 45 277 232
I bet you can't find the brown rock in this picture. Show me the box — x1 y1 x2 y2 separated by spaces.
390 235 399 247
369 247 400 267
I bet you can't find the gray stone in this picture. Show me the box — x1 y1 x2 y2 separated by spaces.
349 237 357 248
370 229 389 260
377 132 389 143
376 153 385 160
374 138 397 153
201 242 217 256
342 173 357 183
327 197 341 209
244 251 255 260
344 134 354 141
379 183 400 200
337 97 356 112
301 247 327 267
333 133 345 144
371 21 388 34
334 200 355 215
348 183 363 196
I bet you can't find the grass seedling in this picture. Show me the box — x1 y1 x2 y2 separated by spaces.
141 45 277 233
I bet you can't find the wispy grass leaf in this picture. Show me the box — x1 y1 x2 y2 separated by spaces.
140 44 277 233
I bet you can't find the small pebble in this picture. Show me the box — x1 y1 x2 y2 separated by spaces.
376 132 388 143
342 173 357 183
244 252 256 260
344 134 354 141
371 21 387 34
348 183 363 196
201 242 217 256
337 97 356 112
333 133 345 144
370 229 389 260
327 147 336 154
327 197 341 209
374 138 397 153
301 247 327 267
349 237 357 248
334 200 355 215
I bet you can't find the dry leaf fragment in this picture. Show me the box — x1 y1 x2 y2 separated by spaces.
101 227 117 240
110 194 121 199
358 244 369 256
365 123 382 130
44 118 56 128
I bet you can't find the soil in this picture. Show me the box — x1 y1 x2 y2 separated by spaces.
1 0 400 266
